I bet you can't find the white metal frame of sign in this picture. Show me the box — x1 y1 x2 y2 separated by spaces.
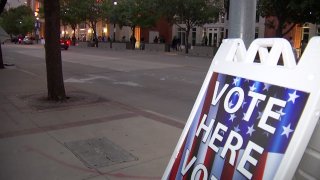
163 37 320 179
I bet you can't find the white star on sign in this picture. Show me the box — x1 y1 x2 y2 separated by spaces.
249 84 257 92
263 83 271 91
287 91 300 104
242 101 247 109
242 113 246 120
246 125 256 136
233 77 240 86
263 131 270 137
234 125 240 132
229 100 234 108
276 108 286 117
256 100 261 108
229 114 236 122
257 111 263 119
281 123 294 138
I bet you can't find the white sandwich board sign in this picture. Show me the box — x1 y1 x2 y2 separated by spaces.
163 37 320 179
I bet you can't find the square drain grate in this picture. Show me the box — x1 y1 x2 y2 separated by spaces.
65 137 138 168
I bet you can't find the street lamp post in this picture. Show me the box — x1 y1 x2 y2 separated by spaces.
34 11 40 44
36 17 40 43
113 1 117 42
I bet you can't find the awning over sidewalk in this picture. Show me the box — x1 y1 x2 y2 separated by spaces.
0 26 10 43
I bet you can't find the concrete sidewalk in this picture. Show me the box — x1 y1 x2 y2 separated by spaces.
0 64 183 179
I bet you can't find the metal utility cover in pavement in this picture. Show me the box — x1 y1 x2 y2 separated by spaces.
65 137 138 168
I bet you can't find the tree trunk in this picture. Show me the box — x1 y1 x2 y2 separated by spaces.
282 23 296 38
44 0 67 101
0 44 4 69
92 22 98 48
276 17 285 37
131 26 136 50
71 25 76 46
185 29 190 54
0 0 7 69
93 29 98 47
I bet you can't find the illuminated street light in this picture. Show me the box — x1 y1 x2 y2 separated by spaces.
113 1 117 42
34 10 40 44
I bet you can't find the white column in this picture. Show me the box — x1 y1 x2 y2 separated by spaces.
228 0 257 48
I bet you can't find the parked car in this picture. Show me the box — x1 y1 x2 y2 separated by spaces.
22 36 33 44
60 38 71 50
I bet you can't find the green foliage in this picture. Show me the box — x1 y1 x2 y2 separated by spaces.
0 5 35 36
101 0 120 24
113 0 160 29
257 0 320 37
59 0 162 35
60 0 82 28
160 0 222 29
77 0 105 25
76 0 107 42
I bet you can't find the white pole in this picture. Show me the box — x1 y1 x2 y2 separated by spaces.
228 0 257 48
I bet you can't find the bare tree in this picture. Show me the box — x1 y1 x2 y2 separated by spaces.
44 0 67 100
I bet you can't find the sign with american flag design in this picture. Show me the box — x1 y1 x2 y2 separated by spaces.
163 37 320 180
164 73 308 179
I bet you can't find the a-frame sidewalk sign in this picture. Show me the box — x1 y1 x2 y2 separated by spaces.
163 37 320 180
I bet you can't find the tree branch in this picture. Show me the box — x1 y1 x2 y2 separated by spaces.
282 23 296 37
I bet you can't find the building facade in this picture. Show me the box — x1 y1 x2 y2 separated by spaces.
264 20 320 57
171 13 266 49
5 1 319 51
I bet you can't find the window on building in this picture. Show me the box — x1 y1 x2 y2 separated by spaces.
178 28 186 45
220 13 225 23
226 29 228 38
220 28 224 45
192 28 196 46
255 27 259 39
317 28 320 36
203 28 207 36
255 13 259 23
213 33 218 47
79 23 86 29
303 27 310 41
